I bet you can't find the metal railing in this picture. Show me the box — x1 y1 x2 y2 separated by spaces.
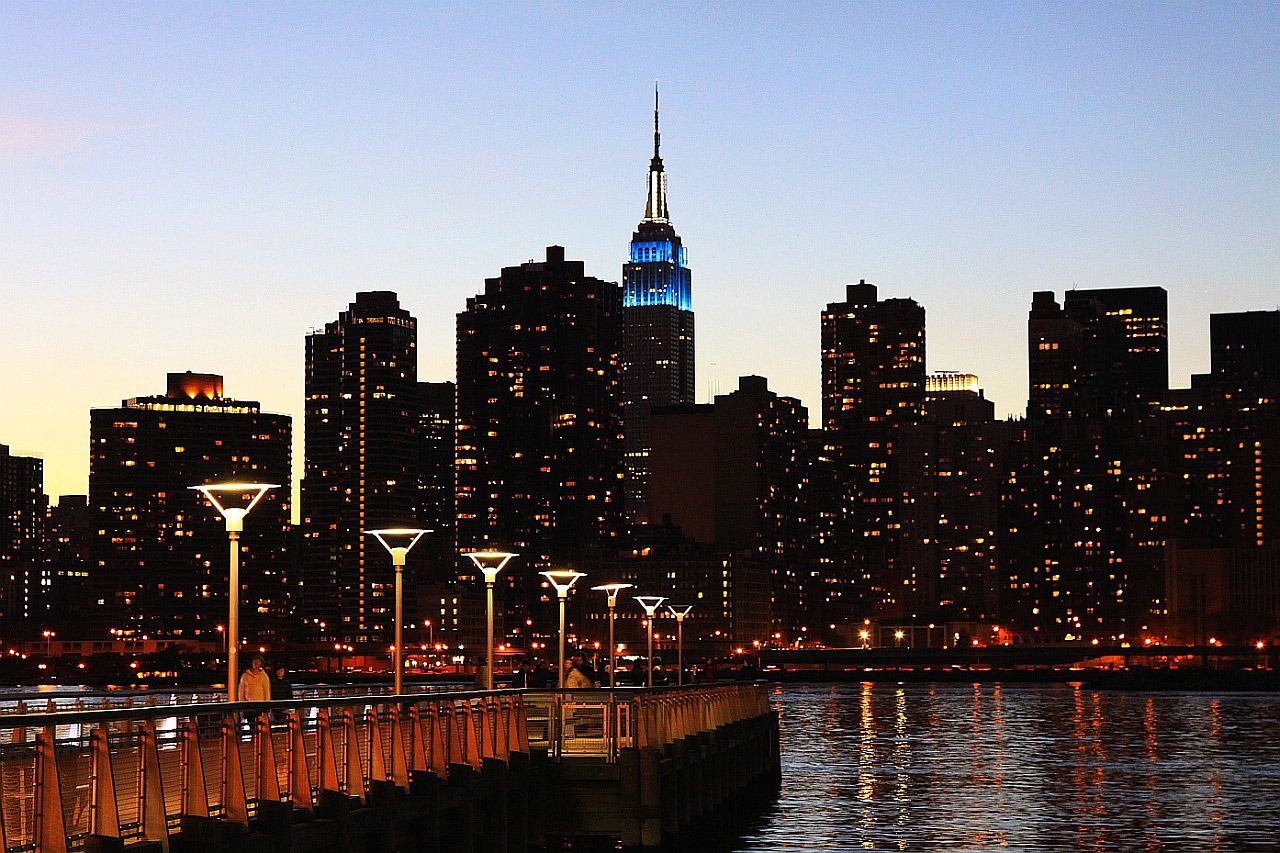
523 683 771 759
0 682 771 853
0 688 528 853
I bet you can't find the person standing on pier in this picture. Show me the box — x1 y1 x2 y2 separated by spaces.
564 654 595 688
238 654 271 702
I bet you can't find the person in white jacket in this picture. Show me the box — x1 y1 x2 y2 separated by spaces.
238 654 271 702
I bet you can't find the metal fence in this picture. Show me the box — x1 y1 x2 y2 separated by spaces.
0 682 770 853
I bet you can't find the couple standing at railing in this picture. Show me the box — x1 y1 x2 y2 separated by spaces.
236 654 294 702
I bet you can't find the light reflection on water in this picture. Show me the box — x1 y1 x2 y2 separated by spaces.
729 682 1280 851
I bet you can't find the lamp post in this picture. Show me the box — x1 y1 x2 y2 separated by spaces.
634 596 667 688
366 528 431 696
541 570 586 688
192 483 277 702
666 605 693 686
42 630 55 657
464 551 518 691
590 583 634 693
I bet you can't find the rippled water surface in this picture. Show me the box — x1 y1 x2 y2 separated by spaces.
728 682 1280 851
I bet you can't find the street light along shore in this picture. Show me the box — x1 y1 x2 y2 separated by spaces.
366 528 431 696
191 482 278 702
464 550 518 690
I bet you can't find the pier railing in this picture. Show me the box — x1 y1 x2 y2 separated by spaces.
0 688 528 852
0 682 771 852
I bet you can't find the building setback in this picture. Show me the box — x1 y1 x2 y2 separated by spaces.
302 292 422 646
456 245 624 642
89 373 291 641
621 87 695 523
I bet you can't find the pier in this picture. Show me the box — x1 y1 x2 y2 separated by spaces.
0 683 778 852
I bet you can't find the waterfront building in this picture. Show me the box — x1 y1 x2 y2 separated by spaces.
302 292 422 646
648 375 809 632
417 380 457 565
89 373 291 641
898 374 1009 623
456 245 624 641
47 494 93 625
821 280 926 618
621 87 695 523
0 444 46 627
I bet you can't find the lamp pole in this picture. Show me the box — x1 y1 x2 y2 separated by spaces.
367 529 431 696
541 570 586 688
667 605 693 686
591 583 634 694
464 551 518 690
192 483 277 702
634 596 667 688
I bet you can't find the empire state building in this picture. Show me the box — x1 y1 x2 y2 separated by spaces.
622 86 695 522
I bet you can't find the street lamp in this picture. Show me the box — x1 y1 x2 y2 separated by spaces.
541 570 586 688
366 528 431 696
191 482 277 702
464 550 518 690
666 605 693 686
591 583 634 693
42 630 55 657
634 596 667 687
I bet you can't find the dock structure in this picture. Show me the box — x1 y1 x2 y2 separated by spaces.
0 683 778 852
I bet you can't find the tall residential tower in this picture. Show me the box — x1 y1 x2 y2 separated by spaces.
621 87 695 523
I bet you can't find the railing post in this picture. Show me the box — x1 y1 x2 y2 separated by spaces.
462 701 482 769
138 719 171 849
389 704 410 788
427 705 447 778
409 704 428 774
221 712 249 826
257 711 282 803
317 708 340 794
289 710 314 810
89 724 121 837
182 718 209 817
366 707 388 783
35 726 69 853
515 695 530 754
446 704 464 770
342 709 364 799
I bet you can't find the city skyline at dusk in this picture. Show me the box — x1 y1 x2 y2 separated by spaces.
3 3 1277 500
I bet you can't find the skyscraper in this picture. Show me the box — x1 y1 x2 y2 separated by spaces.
89 373 291 640
821 280 926 618
456 245 624 637
302 292 421 645
0 444 45 627
621 86 695 523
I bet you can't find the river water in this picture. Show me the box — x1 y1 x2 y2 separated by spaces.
726 682 1280 851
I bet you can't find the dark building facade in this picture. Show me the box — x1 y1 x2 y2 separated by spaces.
648 375 809 632
302 292 423 646
621 88 695 523
456 245 625 642
1028 287 1169 420
899 374 1009 623
89 373 291 641
0 444 45 628
821 280 926 618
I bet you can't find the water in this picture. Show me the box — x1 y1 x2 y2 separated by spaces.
729 682 1280 851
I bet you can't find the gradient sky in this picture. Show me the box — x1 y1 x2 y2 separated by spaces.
2 2 1277 502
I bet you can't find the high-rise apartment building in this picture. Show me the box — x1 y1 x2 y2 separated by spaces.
0 444 45 627
1028 287 1168 420
89 373 291 640
456 246 624 638
821 280 926 617
899 374 1008 623
302 292 422 645
621 88 695 523
648 375 809 632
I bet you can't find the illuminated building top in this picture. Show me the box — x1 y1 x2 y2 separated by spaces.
625 84 691 311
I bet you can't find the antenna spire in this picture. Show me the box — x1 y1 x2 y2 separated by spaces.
654 80 661 159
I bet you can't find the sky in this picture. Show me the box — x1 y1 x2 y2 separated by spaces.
2 2 1277 502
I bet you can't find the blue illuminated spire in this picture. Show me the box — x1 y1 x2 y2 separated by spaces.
626 82 690 310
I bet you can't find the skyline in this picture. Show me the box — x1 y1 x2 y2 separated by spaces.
2 3 1277 500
